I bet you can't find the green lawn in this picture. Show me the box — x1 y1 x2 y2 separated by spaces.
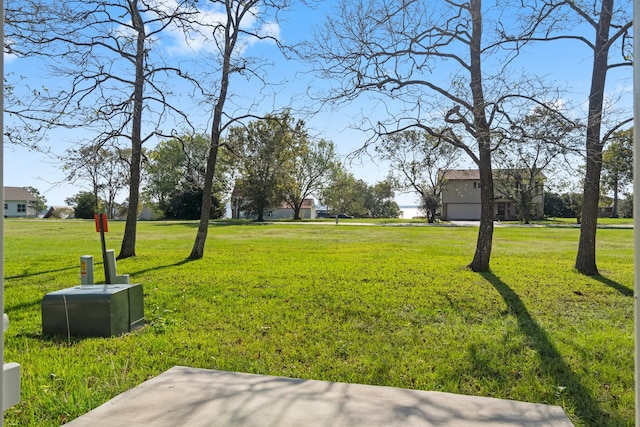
3 219 634 426
529 217 634 226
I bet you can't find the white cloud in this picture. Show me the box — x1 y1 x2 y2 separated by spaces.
4 38 18 64
158 4 280 56
258 21 281 41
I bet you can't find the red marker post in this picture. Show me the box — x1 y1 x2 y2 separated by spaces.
94 213 111 284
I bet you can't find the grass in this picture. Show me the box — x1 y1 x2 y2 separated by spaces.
527 217 634 226
3 219 634 426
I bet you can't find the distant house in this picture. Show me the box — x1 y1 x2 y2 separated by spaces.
4 187 39 218
269 199 316 219
230 192 317 220
439 169 544 221
597 206 614 218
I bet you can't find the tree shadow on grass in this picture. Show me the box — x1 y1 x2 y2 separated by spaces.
480 271 618 426
150 220 272 228
5 265 78 281
592 274 633 297
126 258 195 277
5 299 42 314
16 331 86 345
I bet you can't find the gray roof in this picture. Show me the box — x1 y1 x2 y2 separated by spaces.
4 187 39 202
439 169 546 181
440 169 480 180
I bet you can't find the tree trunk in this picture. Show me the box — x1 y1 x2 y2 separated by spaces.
469 146 494 272
189 141 219 260
119 146 142 259
118 0 145 260
522 193 531 224
611 181 619 217
467 0 493 272
189 11 237 260
575 0 613 276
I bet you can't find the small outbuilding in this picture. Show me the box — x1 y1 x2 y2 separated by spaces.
43 206 75 219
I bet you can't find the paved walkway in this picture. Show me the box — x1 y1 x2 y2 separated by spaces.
67 366 574 427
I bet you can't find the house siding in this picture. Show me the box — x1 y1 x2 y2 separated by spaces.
4 187 40 218
4 201 32 218
441 180 482 204
441 179 482 220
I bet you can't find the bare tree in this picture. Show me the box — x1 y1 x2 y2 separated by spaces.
62 144 130 219
6 0 201 258
376 130 461 223
511 0 632 274
189 0 308 258
311 0 559 271
561 1 631 275
62 146 107 214
493 106 582 223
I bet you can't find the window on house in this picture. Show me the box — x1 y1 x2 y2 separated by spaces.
473 182 481 189
17 204 26 213
3 204 6 210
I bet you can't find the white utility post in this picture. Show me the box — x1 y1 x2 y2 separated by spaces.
80 255 95 286
2 0 22 421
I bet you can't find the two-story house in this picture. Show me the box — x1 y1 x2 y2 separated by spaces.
439 169 544 221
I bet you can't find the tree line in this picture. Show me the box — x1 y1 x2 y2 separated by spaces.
61 112 401 221
49 114 633 225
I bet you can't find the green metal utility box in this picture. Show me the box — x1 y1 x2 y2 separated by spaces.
42 284 144 337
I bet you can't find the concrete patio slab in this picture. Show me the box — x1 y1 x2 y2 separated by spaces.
67 366 574 427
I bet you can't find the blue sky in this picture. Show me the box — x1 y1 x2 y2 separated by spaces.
3 0 633 208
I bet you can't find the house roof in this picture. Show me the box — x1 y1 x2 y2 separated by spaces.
439 169 480 180
4 187 39 202
439 169 546 181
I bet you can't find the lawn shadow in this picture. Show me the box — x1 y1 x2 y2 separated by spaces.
5 299 41 314
17 331 68 343
5 265 78 280
17 331 107 345
126 258 195 277
150 220 272 228
592 274 633 297
480 271 616 426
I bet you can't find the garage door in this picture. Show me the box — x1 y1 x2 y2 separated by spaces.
445 204 481 220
